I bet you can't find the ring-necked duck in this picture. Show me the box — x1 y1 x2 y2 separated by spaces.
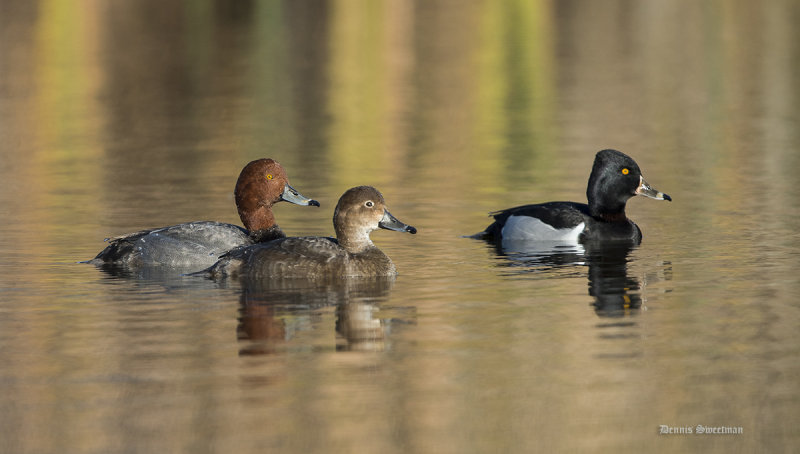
88 158 319 269
202 186 416 279
473 149 671 245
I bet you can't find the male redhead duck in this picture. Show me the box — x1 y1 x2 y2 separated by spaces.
89 158 319 269
473 149 671 246
202 186 416 279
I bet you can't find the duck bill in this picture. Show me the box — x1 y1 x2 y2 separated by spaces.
635 176 672 201
281 184 320 207
379 209 417 234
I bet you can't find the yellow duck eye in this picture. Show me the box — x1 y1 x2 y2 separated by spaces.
621 168 629 175
266 174 274 180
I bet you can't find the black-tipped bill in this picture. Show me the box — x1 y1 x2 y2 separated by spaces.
635 176 671 202
281 184 320 207
379 209 417 234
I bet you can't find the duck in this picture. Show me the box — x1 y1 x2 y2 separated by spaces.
473 149 671 246
88 158 319 269
202 186 416 279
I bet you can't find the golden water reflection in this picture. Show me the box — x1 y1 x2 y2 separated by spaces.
1 1 799 452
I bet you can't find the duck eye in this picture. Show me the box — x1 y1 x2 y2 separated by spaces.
365 201 374 208
621 168 630 175
266 174 274 180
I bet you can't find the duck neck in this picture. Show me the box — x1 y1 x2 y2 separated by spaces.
589 196 629 223
336 227 375 254
595 210 629 223
249 225 285 243
239 204 276 232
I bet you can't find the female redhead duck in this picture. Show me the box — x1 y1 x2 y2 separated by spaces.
89 158 319 269
473 149 671 246
203 186 416 279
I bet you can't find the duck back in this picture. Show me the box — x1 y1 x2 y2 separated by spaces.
92 221 255 269
208 236 397 279
479 202 590 240
479 201 642 243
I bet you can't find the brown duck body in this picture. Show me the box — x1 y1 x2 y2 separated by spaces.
204 186 416 279
209 236 397 279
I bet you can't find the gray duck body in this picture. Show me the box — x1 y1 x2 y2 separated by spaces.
87 158 317 271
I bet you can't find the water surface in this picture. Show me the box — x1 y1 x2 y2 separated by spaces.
1 1 799 453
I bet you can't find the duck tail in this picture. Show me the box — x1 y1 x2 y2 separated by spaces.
183 265 215 279
465 215 503 241
465 230 491 240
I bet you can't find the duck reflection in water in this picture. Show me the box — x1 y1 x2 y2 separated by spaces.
235 276 398 355
493 239 645 317
583 241 643 316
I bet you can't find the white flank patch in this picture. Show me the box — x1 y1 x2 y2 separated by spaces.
501 216 585 243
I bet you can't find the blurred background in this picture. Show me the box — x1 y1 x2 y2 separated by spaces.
1 1 799 453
